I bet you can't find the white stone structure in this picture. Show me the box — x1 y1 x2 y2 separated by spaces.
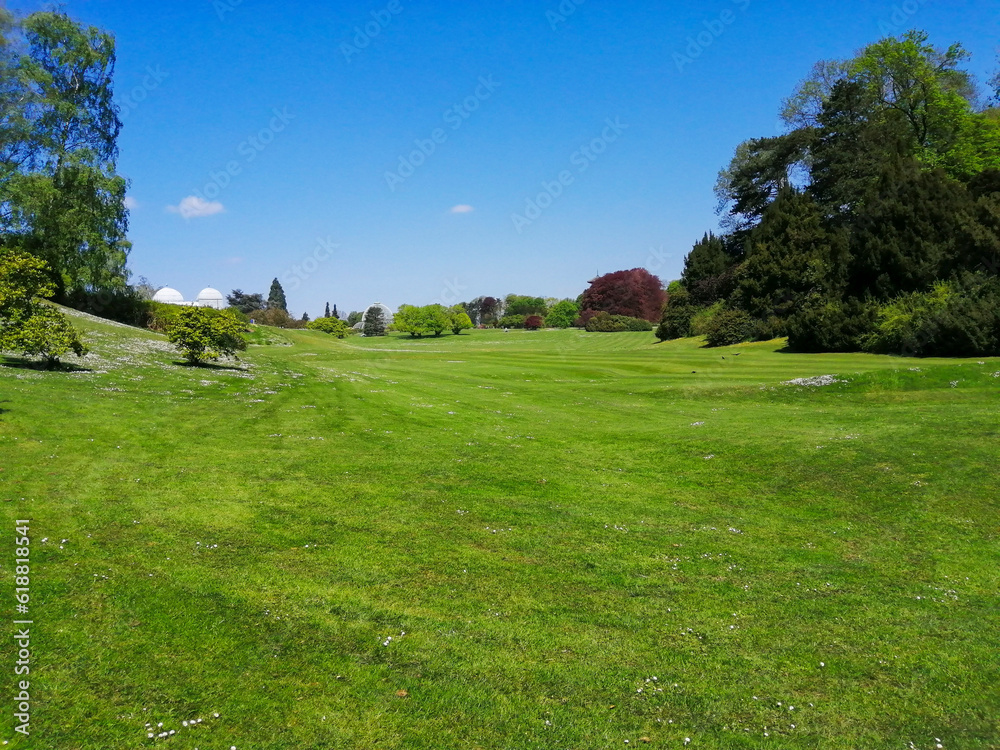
152 287 185 304
152 287 229 308
195 287 226 309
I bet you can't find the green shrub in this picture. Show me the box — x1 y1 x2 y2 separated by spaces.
656 289 697 341
585 312 653 333
786 298 878 352
166 307 249 364
862 278 1000 356
544 300 580 328
307 316 353 338
226 307 250 325
0 250 88 367
254 307 306 329
449 308 473 334
690 301 724 336
0 304 88 367
147 301 183 332
703 309 755 347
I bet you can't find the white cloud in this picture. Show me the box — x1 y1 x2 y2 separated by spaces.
123 196 139 210
166 195 225 219
449 204 475 214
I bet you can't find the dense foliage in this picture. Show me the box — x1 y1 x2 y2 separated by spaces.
544 299 580 328
392 304 466 337
307 316 354 338
0 248 87 365
165 307 248 364
227 290 267 314
661 31 1000 354
0 10 130 299
581 268 665 322
267 278 287 312
584 312 653 333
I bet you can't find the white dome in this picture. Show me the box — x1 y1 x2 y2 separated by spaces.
362 302 394 325
153 287 185 304
196 287 226 309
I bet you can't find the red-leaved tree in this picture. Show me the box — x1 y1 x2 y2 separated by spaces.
525 315 544 330
580 268 666 321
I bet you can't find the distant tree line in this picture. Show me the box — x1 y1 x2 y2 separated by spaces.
446 277 663 333
657 32 1000 356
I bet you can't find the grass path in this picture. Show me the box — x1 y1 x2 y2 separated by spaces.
1 313 998 748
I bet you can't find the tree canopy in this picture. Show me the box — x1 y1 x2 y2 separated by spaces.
0 11 130 298
581 268 665 322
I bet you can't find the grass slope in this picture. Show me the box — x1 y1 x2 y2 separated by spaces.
1 313 998 749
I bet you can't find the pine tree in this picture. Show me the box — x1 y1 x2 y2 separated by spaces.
362 306 386 337
733 189 849 323
324 302 330 318
332 304 339 319
681 232 735 304
301 312 310 322
267 278 287 311
847 158 975 301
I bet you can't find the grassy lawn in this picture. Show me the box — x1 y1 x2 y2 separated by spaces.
2 311 998 749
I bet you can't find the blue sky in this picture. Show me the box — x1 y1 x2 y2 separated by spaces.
13 0 1000 317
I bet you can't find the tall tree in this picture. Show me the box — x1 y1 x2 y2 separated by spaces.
267 278 286 311
2 11 130 296
332 303 339 319
324 301 330 318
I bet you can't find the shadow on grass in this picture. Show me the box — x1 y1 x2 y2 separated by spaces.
0 356 93 372
172 360 248 372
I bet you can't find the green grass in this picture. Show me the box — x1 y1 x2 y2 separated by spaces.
2 311 999 749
